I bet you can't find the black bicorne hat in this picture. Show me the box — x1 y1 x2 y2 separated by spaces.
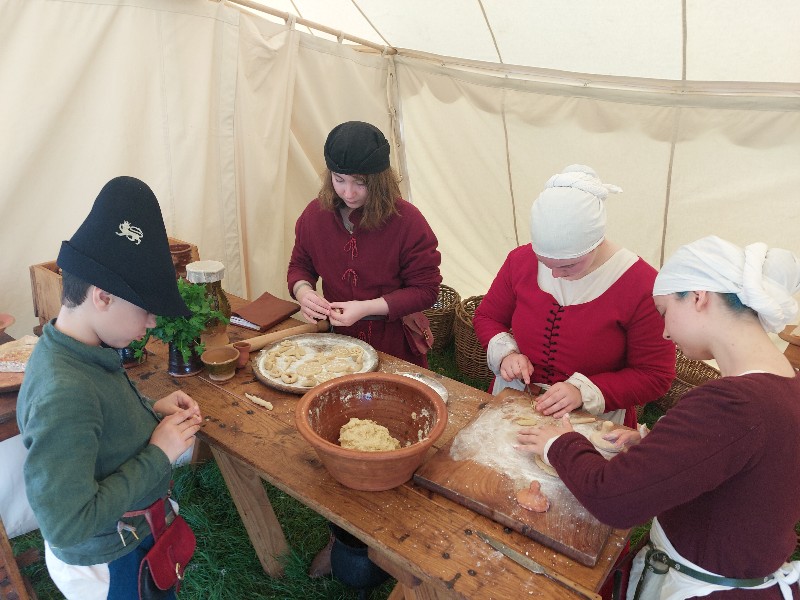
57 176 191 317
323 121 390 175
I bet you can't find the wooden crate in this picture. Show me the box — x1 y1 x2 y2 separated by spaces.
28 261 62 326
29 237 199 326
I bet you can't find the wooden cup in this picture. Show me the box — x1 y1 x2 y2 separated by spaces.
233 341 251 369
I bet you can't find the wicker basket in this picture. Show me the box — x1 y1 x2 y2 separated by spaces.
453 295 494 384
423 284 461 352
638 348 721 420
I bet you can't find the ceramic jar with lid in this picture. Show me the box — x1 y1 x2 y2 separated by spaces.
186 260 231 346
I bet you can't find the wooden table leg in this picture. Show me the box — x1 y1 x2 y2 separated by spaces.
210 448 289 577
190 439 213 466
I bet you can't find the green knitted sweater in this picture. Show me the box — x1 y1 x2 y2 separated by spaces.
17 322 172 565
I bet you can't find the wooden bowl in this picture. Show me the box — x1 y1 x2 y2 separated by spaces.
0 313 14 336
295 372 448 491
200 346 239 381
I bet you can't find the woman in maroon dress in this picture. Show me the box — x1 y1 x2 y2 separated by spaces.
287 120 441 368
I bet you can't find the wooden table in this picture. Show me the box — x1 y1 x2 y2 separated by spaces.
0 331 37 600
0 332 20 442
130 304 629 599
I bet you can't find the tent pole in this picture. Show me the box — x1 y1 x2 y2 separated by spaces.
220 0 397 55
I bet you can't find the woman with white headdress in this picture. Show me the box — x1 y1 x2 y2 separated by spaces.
516 235 800 599
474 165 675 430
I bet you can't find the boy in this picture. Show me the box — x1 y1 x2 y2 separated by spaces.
17 176 202 599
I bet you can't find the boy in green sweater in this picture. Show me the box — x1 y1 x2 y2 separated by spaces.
17 176 202 599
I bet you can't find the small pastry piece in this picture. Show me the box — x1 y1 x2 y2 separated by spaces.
244 393 273 410
516 480 550 512
314 371 337 383
296 363 323 376
280 372 299 384
325 360 355 373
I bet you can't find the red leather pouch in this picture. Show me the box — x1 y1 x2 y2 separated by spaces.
130 499 196 599
401 312 434 356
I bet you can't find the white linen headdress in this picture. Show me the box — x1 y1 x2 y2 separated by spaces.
653 235 800 333
530 164 622 259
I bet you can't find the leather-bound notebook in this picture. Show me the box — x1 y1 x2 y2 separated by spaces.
230 291 300 332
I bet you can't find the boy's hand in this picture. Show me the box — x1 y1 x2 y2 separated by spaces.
153 391 199 416
150 408 202 463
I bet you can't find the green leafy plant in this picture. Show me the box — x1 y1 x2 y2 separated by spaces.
147 278 228 363
129 334 150 361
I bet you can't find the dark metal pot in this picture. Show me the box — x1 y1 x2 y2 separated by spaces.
115 346 147 369
167 343 202 377
329 524 390 592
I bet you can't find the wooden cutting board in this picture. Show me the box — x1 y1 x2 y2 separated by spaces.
0 372 24 392
414 388 614 567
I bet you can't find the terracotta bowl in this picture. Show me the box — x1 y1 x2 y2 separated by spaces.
295 372 448 491
200 346 239 381
0 313 14 336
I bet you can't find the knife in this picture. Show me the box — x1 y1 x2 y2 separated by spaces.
474 530 601 600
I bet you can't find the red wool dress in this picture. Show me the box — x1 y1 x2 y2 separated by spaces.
288 198 441 367
473 244 675 428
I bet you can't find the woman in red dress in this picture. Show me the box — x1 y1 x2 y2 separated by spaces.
473 165 675 429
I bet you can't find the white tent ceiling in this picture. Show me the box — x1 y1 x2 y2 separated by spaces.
241 0 800 83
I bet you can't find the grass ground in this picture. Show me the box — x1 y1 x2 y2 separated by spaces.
11 341 800 598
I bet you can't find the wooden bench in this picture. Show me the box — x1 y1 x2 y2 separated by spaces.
0 518 37 600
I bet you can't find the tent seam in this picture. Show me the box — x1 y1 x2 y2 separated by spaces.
500 83 518 247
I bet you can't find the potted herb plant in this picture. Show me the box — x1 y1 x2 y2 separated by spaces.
147 278 229 376
116 335 149 368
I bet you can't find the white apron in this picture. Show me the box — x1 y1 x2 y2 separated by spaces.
627 518 800 600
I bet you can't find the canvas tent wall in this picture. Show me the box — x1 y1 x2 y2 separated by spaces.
1 0 799 342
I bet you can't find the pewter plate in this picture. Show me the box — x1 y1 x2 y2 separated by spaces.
254 333 379 394
398 371 449 404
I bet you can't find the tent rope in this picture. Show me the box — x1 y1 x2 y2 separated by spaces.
477 0 504 64
351 0 393 50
